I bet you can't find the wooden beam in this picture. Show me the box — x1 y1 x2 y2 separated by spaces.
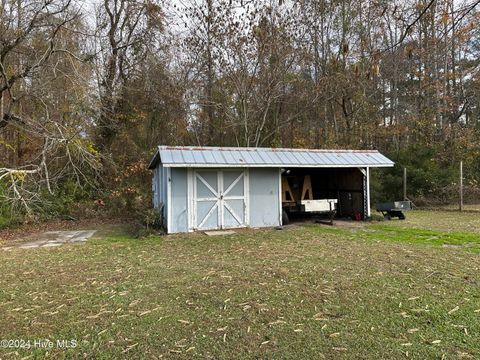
301 175 313 200
282 177 295 203
460 161 463 212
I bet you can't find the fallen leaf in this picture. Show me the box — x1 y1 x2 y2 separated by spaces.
128 300 140 307
268 320 286 326
448 306 459 315
122 343 138 353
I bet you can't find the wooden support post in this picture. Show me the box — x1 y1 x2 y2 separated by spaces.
366 167 371 218
329 201 334 226
403 167 407 201
459 161 463 212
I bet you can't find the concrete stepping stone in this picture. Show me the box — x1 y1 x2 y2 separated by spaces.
3 230 96 250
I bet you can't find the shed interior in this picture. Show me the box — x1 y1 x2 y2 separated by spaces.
281 167 366 220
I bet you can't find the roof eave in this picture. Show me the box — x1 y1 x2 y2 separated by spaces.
160 163 394 168
148 148 161 169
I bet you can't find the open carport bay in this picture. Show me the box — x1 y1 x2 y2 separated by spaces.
282 167 367 220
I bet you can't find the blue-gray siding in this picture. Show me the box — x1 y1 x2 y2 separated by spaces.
249 168 281 227
170 168 189 233
153 164 168 226
152 166 281 233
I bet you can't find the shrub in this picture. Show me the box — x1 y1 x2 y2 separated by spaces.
141 208 164 230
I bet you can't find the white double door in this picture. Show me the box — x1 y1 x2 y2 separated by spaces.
192 169 248 230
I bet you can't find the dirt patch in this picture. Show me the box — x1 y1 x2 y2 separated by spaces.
332 219 368 229
284 217 368 229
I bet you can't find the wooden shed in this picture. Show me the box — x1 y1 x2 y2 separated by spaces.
148 146 394 233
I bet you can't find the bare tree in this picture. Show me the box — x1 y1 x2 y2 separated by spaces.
93 0 163 148
0 0 102 215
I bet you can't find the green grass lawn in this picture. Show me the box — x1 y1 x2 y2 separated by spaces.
1 211 479 359
434 204 480 213
382 209 480 233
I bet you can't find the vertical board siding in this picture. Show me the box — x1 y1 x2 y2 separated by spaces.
248 168 281 227
152 163 170 230
158 165 164 207
170 168 189 233
162 165 168 223
152 167 158 209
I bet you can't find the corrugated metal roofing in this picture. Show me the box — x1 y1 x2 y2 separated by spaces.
149 146 394 169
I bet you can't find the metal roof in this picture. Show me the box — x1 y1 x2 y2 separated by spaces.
148 146 394 169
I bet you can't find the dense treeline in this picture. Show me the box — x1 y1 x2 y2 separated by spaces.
1 0 480 223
